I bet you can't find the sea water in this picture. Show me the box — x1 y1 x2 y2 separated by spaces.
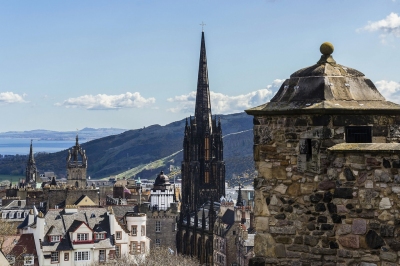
0 138 77 155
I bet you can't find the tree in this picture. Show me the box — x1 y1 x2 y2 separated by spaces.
91 247 200 266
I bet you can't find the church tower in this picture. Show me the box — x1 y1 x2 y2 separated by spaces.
181 30 225 212
66 135 87 188
25 140 38 187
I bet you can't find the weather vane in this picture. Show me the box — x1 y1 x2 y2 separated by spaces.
200 21 206 31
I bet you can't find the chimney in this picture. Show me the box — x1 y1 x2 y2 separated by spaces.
250 212 255 230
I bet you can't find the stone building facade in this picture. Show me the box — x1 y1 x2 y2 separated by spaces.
246 43 400 265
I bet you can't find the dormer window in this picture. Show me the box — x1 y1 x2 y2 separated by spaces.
23 254 34 265
77 233 88 241
95 233 106 240
17 212 21 219
9 212 14 219
2 212 7 219
50 235 61 242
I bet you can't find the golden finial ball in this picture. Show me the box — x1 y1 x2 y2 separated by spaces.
320 42 334 55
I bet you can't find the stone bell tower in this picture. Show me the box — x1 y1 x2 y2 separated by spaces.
66 135 88 188
247 43 400 265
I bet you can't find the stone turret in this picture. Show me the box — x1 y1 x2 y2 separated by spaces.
247 43 400 265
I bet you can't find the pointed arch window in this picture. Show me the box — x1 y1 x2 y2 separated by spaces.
205 171 210 184
205 137 210 160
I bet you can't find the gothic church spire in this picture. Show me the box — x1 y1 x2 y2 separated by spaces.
194 31 213 134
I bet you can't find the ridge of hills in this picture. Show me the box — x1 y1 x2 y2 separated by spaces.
0 112 255 184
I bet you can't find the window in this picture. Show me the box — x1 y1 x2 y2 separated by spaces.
205 171 210 183
2 213 7 219
155 221 161 232
116 231 122 240
24 255 34 265
141 225 145 236
99 250 106 262
64 253 69 261
9 212 14 219
346 126 372 143
115 245 121 258
155 239 161 248
74 251 90 261
95 233 105 240
77 233 88 241
300 138 312 161
51 252 59 263
141 242 145 253
205 137 210 160
131 241 137 254
50 235 60 242
17 212 21 219
131 225 137 236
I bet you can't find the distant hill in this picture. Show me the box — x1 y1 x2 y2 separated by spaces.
0 128 126 141
0 112 255 184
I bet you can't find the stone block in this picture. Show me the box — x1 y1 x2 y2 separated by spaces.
255 217 269 232
254 190 270 216
301 183 316 194
286 244 309 253
275 244 286 258
338 234 359 248
274 184 288 194
336 224 351 235
254 233 276 257
269 226 296 235
366 230 385 249
380 252 397 262
379 197 392 210
304 235 319 246
352 219 367 235
286 183 300 196
318 180 335 190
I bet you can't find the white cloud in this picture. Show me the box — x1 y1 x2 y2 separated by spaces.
0 92 27 104
376 80 400 103
361 12 400 41
167 79 284 114
56 92 155 110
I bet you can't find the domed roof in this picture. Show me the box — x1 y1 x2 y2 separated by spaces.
154 171 170 187
246 42 400 115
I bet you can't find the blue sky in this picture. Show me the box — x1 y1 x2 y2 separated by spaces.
0 0 399 131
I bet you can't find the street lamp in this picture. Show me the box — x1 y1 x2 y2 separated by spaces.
97 191 100 206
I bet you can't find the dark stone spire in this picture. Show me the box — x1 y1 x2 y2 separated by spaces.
194 31 212 135
28 139 35 164
25 140 38 186
236 184 243 206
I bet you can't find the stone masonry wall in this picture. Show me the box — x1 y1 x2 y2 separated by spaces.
252 114 400 266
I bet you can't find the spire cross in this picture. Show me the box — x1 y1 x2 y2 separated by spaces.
200 21 206 31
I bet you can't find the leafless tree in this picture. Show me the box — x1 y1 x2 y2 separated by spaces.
91 247 200 266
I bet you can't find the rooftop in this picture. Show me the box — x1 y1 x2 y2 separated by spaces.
246 42 400 115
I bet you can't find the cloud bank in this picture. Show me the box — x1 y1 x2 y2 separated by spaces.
360 13 400 42
167 79 284 114
56 92 155 110
376 80 400 103
0 92 27 104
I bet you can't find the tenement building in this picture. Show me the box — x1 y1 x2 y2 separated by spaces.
246 42 400 265
176 30 225 265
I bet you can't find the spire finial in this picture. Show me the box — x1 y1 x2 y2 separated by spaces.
200 21 206 32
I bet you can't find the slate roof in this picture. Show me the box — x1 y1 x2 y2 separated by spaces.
111 205 136 219
9 234 37 259
221 209 234 225
40 207 113 252
246 45 400 116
